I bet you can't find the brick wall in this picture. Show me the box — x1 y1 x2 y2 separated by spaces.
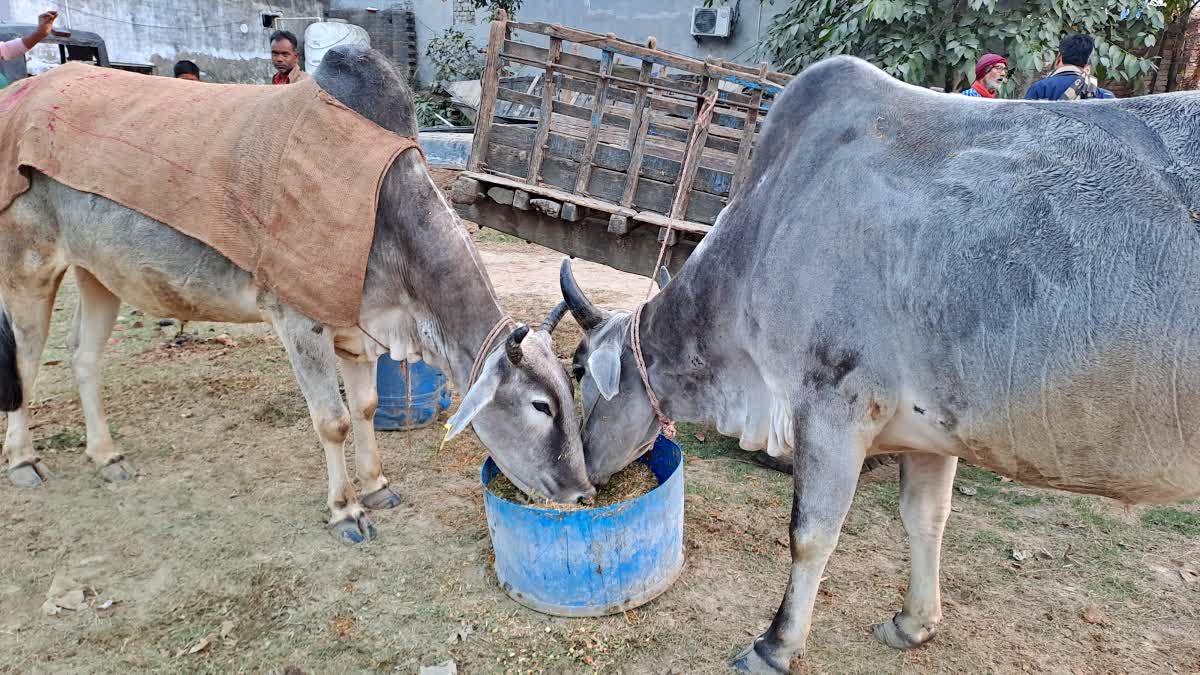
326 7 418 79
452 0 477 25
1105 5 1200 96
1152 6 1200 93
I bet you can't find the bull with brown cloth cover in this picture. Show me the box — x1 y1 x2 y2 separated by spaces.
0 46 594 543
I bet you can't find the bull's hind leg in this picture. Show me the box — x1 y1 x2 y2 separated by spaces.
733 406 872 675
2 272 66 486
267 304 375 544
339 357 400 510
874 452 956 649
69 268 133 481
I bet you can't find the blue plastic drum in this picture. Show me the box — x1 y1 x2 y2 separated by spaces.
481 435 685 617
374 356 452 431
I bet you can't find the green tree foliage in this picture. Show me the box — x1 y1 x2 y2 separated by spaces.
427 27 484 89
426 0 522 89
763 0 1165 94
471 0 523 20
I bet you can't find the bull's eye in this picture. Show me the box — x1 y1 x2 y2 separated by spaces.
532 401 552 416
571 364 585 381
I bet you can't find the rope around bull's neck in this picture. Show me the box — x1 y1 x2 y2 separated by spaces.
629 303 676 440
625 91 718 442
436 314 514 455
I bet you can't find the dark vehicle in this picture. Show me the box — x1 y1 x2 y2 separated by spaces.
0 25 151 86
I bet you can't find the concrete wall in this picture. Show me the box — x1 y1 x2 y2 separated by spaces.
1 0 328 83
331 0 783 86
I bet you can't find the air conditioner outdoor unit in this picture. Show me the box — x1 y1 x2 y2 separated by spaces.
690 5 736 38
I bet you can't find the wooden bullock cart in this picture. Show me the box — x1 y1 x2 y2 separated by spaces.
450 11 793 277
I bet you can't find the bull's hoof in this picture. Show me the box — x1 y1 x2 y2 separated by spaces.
100 459 134 482
730 639 789 674
361 486 402 510
873 611 938 650
8 460 51 487
330 514 377 544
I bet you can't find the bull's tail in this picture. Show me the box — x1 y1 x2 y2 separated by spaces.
0 305 22 412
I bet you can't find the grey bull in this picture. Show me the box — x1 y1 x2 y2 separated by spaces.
0 45 593 543
559 55 1200 672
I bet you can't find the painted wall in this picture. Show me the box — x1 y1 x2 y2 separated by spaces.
331 0 783 86
1 0 328 83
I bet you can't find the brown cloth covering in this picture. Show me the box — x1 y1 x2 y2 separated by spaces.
0 62 420 327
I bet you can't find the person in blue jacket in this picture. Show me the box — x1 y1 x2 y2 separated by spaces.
1084 63 1117 99
1025 34 1099 100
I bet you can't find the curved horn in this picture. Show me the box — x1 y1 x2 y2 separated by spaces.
655 265 672 290
505 324 529 365
559 258 604 331
541 301 569 334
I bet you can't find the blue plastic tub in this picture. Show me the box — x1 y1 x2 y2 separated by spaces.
375 356 452 431
481 435 685 617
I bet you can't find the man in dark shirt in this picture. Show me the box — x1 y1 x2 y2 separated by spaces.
1025 34 1097 100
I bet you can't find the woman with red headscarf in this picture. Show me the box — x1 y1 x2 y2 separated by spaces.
961 53 1007 98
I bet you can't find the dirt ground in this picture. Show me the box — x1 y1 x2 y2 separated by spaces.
1 172 1198 675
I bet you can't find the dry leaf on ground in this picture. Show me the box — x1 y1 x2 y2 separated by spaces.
1082 607 1110 626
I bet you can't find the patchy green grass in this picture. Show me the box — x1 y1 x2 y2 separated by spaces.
1141 507 1200 536
473 228 524 244
36 429 85 451
970 529 1009 553
995 513 1024 531
1002 493 1046 507
675 422 740 460
1071 497 1124 533
861 479 900 512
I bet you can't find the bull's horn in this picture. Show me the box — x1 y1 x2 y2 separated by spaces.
656 266 672 290
541 301 569 334
506 324 529 365
559 259 604 331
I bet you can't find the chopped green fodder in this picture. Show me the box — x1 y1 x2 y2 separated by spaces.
488 462 658 510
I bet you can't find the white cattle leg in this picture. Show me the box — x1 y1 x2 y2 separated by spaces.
70 268 133 481
338 357 400 510
2 274 64 486
267 305 374 543
733 409 867 674
875 453 957 648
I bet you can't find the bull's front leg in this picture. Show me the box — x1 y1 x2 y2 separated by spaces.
267 306 374 543
874 452 956 649
338 357 401 510
733 407 867 674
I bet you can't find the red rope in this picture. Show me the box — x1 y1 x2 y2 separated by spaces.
625 91 716 441
629 303 675 440
644 90 718 302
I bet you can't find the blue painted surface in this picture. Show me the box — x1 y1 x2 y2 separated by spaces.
707 170 732 194
481 436 685 617
720 73 783 95
418 131 473 169
375 356 452 431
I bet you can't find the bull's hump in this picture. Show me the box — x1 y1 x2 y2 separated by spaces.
313 45 417 138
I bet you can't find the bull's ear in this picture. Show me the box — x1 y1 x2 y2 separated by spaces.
445 370 500 441
587 347 622 401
